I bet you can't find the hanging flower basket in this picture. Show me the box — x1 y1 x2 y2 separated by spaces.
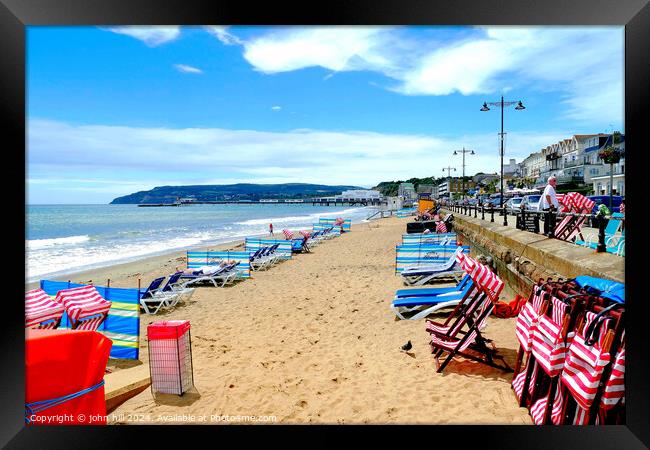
598 147 622 164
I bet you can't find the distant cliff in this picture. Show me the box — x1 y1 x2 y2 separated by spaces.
110 183 366 204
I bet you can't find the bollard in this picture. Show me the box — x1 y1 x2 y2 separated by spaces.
503 208 508 226
490 207 494 223
481 206 485 221
520 208 526 230
474 206 477 218
596 215 608 253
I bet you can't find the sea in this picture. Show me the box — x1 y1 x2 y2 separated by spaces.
26 203 379 282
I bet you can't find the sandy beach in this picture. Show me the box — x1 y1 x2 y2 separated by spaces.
64 216 531 425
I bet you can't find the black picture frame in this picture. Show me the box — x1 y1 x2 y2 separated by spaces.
4 0 648 447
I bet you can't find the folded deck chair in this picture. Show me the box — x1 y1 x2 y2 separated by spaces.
55 285 112 331
180 264 228 288
25 289 66 329
159 272 195 307
554 310 616 425
400 252 464 286
391 278 476 320
138 276 170 315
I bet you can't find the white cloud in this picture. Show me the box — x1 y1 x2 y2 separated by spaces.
231 26 623 125
240 27 395 74
28 119 575 196
103 26 181 47
271 106 282 111
174 64 203 74
204 26 243 45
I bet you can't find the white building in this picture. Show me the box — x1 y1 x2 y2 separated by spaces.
336 189 381 199
397 183 416 201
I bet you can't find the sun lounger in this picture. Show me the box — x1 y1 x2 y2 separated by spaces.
179 264 228 288
391 278 476 320
400 251 465 286
159 272 195 306
54 285 112 331
138 277 170 315
25 288 66 329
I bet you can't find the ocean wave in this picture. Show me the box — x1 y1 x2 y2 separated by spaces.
27 235 90 250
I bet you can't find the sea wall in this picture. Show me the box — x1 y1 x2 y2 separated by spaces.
444 209 624 296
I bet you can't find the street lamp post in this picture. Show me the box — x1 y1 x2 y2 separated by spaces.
442 166 457 201
453 147 475 201
480 96 525 208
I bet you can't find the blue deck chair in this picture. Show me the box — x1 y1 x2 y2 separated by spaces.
291 238 311 253
139 276 168 315
575 213 624 255
391 278 476 320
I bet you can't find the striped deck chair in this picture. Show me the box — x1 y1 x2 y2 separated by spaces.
282 229 294 240
527 296 573 424
511 283 548 403
553 192 595 242
555 306 622 425
426 256 511 373
435 220 447 233
598 331 625 424
25 289 66 330
55 285 112 331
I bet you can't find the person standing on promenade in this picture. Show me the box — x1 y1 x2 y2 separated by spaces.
540 176 559 237
269 223 274 236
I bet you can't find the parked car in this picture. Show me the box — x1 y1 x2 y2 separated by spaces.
587 195 623 214
505 197 524 214
521 195 542 212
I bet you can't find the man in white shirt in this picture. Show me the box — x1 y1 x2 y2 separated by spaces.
541 176 559 236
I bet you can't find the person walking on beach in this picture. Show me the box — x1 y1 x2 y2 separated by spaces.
540 176 559 237
269 223 274 236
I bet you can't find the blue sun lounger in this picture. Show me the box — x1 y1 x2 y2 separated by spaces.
394 274 472 298
391 278 476 320
399 251 465 286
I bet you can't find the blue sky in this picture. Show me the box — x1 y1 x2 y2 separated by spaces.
27 26 624 204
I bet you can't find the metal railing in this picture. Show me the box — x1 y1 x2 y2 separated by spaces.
438 200 624 254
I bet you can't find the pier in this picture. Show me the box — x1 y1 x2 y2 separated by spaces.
310 197 387 206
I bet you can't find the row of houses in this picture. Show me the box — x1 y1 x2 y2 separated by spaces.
518 133 626 196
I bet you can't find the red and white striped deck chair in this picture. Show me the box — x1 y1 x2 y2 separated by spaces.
427 258 511 373
435 220 447 234
282 229 294 240
554 192 595 242
299 230 311 239
25 289 65 330
527 296 572 424
425 252 478 336
512 284 548 402
597 332 625 424
55 285 112 331
556 311 614 425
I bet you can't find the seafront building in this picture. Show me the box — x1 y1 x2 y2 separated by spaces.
516 132 625 195
398 183 417 202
